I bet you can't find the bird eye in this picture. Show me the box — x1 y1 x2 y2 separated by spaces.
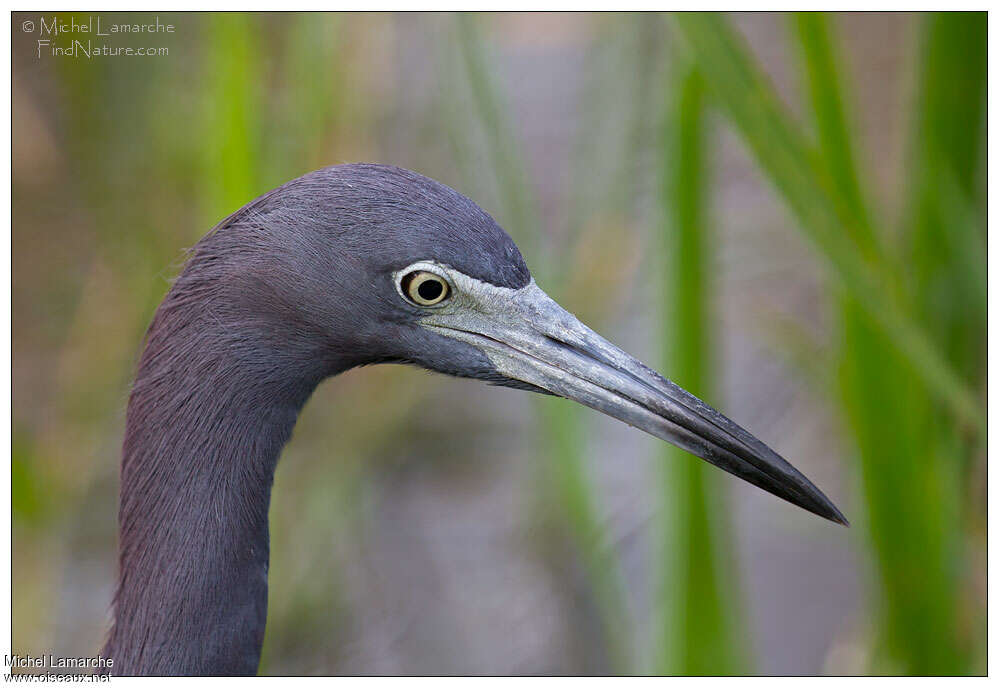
400 270 451 307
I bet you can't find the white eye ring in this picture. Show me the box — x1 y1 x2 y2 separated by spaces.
395 263 453 307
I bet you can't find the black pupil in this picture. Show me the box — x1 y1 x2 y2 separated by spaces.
417 278 443 301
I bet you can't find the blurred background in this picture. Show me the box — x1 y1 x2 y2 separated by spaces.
12 12 985 675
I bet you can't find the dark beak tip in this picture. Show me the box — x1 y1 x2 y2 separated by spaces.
826 510 850 527
830 508 850 528
810 493 849 527
781 470 849 526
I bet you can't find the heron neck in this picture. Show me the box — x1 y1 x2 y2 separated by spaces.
104 312 327 675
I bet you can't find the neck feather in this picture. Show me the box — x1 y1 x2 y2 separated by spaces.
103 289 328 675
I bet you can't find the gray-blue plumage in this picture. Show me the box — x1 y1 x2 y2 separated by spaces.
104 163 845 676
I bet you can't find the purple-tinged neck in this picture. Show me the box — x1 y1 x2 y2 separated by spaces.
103 286 331 675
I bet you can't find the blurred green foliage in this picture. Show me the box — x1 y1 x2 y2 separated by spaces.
452 14 635 671
673 11 985 674
673 14 982 437
657 63 744 675
12 11 985 675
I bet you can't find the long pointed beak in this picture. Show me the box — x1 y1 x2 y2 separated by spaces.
422 277 847 526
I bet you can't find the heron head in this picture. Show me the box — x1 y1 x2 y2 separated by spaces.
221 163 846 525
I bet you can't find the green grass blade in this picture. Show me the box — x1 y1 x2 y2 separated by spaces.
538 398 633 671
670 12 983 435
905 12 987 388
838 304 968 673
451 14 633 672
454 14 542 264
656 64 743 675
875 11 984 672
790 12 979 673
265 14 345 183
202 13 262 225
790 12 880 261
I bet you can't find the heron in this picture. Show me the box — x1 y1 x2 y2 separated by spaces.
102 163 846 675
